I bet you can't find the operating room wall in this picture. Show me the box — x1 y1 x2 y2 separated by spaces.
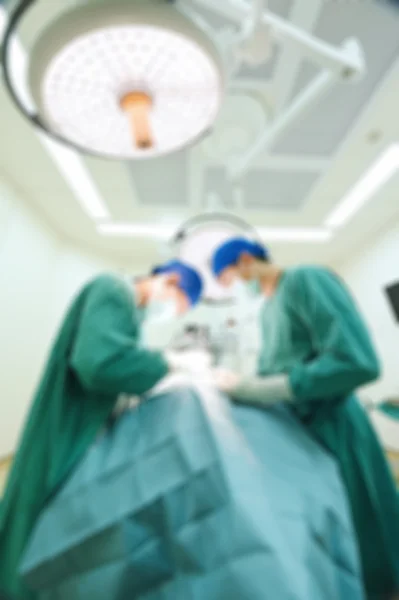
335 219 399 452
0 177 116 457
336 219 399 406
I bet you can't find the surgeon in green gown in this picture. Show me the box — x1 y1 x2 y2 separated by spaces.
209 238 399 600
0 260 203 600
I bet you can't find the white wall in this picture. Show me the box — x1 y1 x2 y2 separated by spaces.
49 245 119 334
0 178 116 457
336 220 399 450
336 221 399 401
0 179 58 457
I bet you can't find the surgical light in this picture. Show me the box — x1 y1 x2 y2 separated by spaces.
169 212 263 304
2 0 225 160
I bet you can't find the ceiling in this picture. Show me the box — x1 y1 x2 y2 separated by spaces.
0 0 399 269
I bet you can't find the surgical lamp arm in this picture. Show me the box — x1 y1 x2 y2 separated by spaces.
188 0 365 179
229 68 338 179
236 0 266 43
189 0 364 77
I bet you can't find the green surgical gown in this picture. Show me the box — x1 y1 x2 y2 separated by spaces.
378 401 399 421
258 266 399 600
0 275 169 599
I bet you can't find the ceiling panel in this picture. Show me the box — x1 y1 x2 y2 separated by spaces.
244 169 319 211
204 167 319 212
128 151 189 207
203 167 236 210
84 155 139 221
272 1 399 155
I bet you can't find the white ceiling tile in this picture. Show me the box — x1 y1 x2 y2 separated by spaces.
128 152 189 207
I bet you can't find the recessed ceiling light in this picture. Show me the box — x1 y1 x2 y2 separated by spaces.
98 221 332 243
325 144 399 228
257 227 332 242
97 222 176 239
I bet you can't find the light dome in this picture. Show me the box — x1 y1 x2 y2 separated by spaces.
172 212 259 304
27 0 225 159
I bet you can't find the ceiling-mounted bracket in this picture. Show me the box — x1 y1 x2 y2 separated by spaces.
229 67 338 180
188 0 366 180
234 0 267 52
188 0 365 76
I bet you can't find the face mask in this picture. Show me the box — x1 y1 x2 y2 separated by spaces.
144 276 178 324
136 306 146 327
140 300 178 349
145 299 177 324
245 279 262 297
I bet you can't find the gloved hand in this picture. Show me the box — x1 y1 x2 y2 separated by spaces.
165 350 212 375
384 396 399 406
211 368 293 407
211 368 241 393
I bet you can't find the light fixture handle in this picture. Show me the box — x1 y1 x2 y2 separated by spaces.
120 92 154 150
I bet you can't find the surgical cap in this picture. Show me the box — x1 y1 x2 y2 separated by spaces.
211 238 269 278
152 260 203 307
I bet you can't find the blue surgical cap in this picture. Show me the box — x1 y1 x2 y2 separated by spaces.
211 237 269 278
152 260 203 307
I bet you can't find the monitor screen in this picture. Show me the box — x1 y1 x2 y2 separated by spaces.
385 281 399 322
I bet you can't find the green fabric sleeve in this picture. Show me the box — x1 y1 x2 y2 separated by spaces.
378 401 399 421
70 275 169 395
287 267 381 400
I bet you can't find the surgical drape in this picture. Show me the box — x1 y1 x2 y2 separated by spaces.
20 386 365 600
